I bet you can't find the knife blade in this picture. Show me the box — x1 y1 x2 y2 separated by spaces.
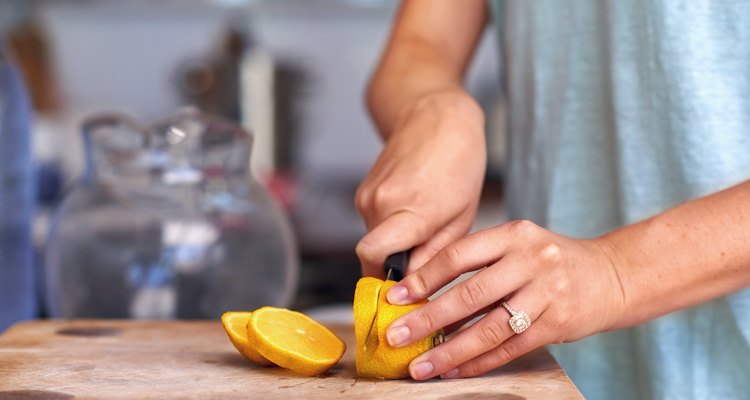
363 251 410 351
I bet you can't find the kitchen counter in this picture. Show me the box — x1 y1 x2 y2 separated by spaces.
0 320 582 399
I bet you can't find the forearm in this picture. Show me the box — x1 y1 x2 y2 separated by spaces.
366 0 487 137
600 180 750 329
367 40 464 137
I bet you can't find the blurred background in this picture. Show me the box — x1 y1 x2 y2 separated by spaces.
0 0 506 328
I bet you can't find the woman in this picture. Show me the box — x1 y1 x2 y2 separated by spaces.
355 1 750 398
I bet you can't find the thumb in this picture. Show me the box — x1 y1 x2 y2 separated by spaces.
406 205 476 275
356 211 433 278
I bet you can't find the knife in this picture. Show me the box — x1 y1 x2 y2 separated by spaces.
383 251 408 282
363 250 410 350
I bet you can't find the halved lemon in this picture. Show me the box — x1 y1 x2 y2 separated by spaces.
354 277 443 379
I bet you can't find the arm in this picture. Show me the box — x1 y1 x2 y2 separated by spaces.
356 0 489 276
383 180 750 380
367 0 487 137
603 180 750 328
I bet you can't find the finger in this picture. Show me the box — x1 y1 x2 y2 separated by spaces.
443 304 491 335
385 256 530 347
356 211 432 278
354 167 392 230
406 288 545 380
440 319 552 379
386 224 521 305
407 209 474 275
407 231 454 275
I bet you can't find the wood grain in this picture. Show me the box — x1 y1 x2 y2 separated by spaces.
0 320 582 399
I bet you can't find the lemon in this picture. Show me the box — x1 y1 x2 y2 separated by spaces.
354 277 443 379
247 306 346 376
221 311 274 366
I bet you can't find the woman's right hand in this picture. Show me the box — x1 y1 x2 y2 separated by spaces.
355 88 487 277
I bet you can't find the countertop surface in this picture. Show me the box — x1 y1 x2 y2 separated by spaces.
0 319 582 399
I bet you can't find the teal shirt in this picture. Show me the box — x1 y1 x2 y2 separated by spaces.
492 1 750 399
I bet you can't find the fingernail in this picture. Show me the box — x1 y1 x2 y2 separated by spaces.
441 368 460 379
411 361 434 379
386 325 410 347
387 285 408 305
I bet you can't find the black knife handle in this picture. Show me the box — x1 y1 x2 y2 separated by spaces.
384 251 410 281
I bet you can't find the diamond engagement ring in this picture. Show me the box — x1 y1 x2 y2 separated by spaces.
501 301 531 334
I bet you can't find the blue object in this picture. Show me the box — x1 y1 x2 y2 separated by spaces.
0 42 36 332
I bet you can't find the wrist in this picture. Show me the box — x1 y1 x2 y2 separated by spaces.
589 235 630 331
392 87 484 138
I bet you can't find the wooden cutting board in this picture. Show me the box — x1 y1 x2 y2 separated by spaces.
0 320 582 399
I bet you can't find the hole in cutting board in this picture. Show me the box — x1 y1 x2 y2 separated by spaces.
55 327 122 337
0 390 75 400
438 394 525 400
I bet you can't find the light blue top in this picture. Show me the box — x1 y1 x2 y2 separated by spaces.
492 1 750 399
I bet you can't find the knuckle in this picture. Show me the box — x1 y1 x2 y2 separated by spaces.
538 242 563 263
478 318 507 347
460 361 482 378
440 245 464 272
536 318 565 344
456 279 486 310
551 275 571 296
551 307 574 330
494 342 517 364
354 185 370 213
372 185 397 209
416 308 441 333
507 219 539 239
410 270 432 298
355 239 377 263
436 348 463 370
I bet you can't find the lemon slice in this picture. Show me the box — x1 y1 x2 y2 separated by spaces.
247 306 346 376
221 311 274 366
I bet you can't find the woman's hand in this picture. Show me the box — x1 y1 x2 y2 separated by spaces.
383 219 626 380
355 88 486 277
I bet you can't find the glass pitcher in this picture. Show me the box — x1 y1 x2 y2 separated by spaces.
45 110 298 319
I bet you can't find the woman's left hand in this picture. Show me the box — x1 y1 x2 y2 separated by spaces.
384 219 626 380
